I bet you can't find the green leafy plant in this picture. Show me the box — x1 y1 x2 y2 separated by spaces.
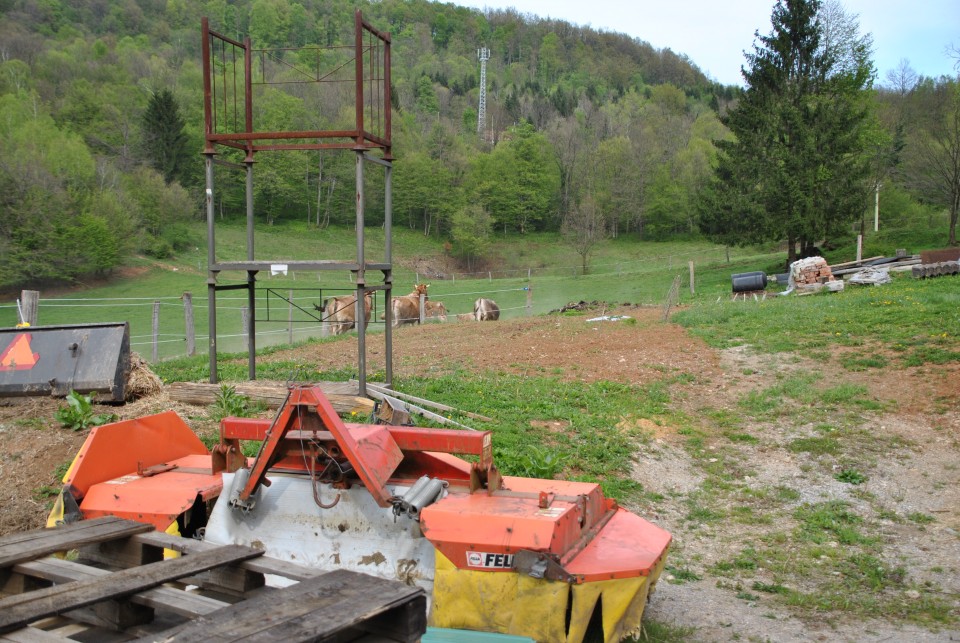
33 484 60 501
835 468 868 485
210 384 262 422
55 391 117 431
513 446 568 479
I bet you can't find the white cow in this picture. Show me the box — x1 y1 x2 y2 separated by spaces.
474 298 500 321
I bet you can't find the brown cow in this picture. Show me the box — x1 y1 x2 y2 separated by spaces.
390 284 429 327
424 300 447 322
474 298 500 321
322 291 372 335
456 312 475 322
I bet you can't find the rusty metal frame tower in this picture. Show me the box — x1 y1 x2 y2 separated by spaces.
201 11 393 396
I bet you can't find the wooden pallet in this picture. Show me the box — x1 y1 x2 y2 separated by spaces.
0 517 426 642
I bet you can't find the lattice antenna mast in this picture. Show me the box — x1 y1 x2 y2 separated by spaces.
477 47 490 135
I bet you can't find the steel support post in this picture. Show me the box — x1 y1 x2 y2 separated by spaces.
384 162 393 387
205 154 218 383
246 160 256 380
356 150 367 397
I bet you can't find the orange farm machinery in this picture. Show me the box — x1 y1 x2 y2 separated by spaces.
49 385 671 642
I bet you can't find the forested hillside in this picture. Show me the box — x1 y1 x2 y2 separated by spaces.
1 0 956 292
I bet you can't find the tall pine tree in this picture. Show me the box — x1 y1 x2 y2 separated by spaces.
699 0 874 262
141 89 190 185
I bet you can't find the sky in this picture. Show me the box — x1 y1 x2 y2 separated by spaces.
450 0 959 87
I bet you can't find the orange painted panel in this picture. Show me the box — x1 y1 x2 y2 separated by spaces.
66 412 210 498
79 455 222 531
564 508 672 582
421 489 585 566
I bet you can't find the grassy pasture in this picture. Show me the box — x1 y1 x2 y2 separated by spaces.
1 221 784 359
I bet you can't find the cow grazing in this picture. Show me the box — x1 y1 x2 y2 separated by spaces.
390 284 430 327
424 301 447 322
474 298 500 321
321 291 372 335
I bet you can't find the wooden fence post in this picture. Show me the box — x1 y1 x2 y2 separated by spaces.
526 286 533 316
419 293 425 324
182 292 196 357
19 290 39 326
152 301 161 362
856 234 863 263
689 261 695 295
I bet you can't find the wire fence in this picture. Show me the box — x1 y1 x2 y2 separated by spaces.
1 245 770 363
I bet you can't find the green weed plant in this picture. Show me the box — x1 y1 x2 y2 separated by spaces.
55 391 118 431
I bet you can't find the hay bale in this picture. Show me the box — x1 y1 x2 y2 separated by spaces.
126 352 163 400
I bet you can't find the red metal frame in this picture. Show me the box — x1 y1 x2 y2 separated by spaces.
222 386 496 507
201 11 391 156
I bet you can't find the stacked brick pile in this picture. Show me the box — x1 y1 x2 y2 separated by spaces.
790 256 836 286
788 256 843 293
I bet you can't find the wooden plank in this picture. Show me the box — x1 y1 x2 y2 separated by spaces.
77 533 163 569
0 518 154 569
187 564 265 596
132 532 323 582
832 258 920 276
0 627 65 643
0 545 263 634
165 382 372 415
827 255 884 270
14 558 228 618
139 569 426 643
0 517 137 550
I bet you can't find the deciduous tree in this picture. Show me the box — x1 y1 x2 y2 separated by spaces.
903 77 960 245
562 193 606 274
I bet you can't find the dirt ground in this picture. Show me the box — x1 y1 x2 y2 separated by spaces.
1 305 957 641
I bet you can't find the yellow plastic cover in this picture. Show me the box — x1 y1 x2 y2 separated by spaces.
431 552 665 643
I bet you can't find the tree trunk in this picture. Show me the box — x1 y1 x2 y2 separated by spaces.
787 235 797 264
316 151 324 227
321 176 335 229
950 187 958 245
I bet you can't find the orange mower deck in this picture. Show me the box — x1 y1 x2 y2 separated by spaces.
50 386 671 642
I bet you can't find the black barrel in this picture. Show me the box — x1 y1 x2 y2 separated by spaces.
731 271 768 293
